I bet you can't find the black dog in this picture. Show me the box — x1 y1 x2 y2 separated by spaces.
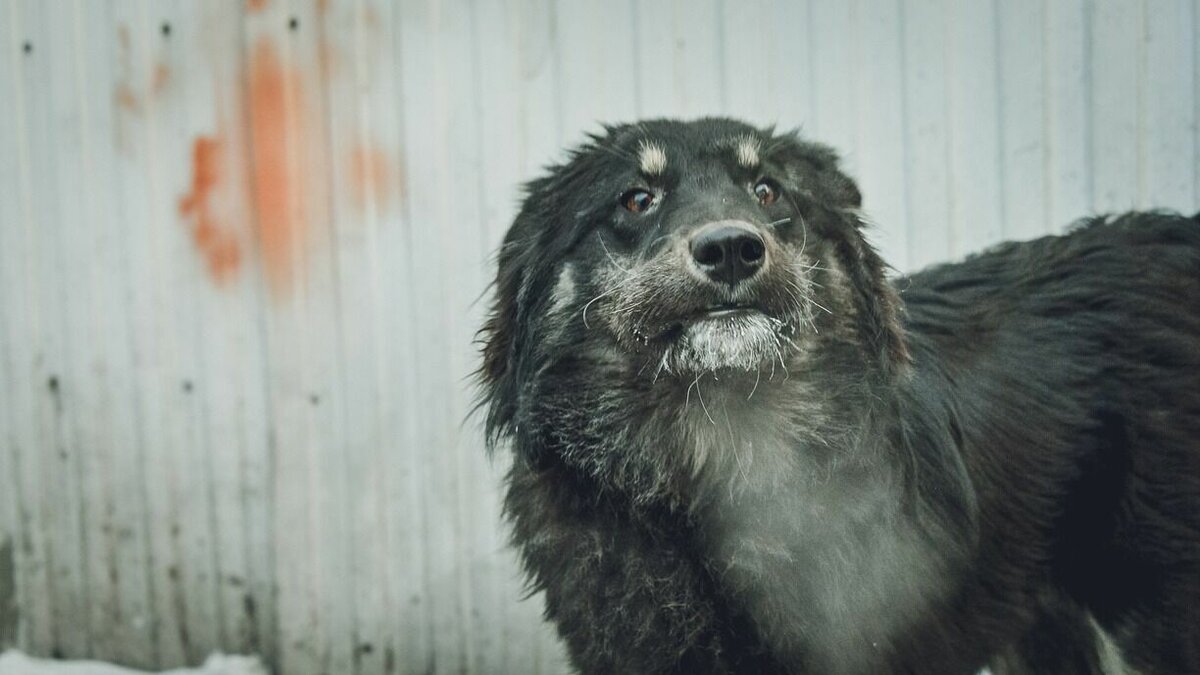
477 118 1200 674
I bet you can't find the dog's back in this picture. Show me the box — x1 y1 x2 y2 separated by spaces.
901 212 1200 672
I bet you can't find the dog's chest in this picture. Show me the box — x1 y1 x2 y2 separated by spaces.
679 408 941 673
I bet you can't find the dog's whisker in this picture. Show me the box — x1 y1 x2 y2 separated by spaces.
652 349 671 383
808 298 834 316
746 367 763 401
596 232 633 274
693 375 716 426
582 287 618 329
723 404 751 488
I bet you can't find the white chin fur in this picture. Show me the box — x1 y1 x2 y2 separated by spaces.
666 312 784 374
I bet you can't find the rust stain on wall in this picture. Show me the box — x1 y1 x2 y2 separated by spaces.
247 0 271 12
113 25 171 140
349 145 398 212
116 85 142 114
179 137 243 283
151 63 171 96
248 38 310 299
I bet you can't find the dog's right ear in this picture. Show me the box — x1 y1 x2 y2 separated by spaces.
478 235 524 448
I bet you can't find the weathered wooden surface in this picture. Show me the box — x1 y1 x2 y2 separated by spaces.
0 1 1196 673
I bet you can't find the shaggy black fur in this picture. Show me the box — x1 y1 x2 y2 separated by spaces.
477 118 1200 674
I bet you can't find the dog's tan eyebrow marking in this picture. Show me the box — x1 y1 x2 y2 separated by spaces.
638 141 668 176
733 135 761 169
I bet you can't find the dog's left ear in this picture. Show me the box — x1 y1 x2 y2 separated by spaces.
775 134 862 210
806 142 863 210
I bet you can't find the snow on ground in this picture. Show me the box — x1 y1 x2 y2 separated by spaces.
0 652 267 675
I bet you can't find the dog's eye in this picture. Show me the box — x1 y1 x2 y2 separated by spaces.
620 189 655 214
754 179 781 205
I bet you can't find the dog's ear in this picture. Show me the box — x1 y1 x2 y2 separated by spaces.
805 142 863 210
775 134 863 210
478 234 525 447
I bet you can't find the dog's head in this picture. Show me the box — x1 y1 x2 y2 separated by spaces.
479 119 908 447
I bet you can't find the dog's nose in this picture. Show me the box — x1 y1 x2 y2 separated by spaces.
690 223 766 285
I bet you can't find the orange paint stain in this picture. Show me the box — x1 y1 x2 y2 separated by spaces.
115 84 142 113
317 39 339 78
247 0 270 12
113 26 170 125
349 145 396 211
248 38 310 299
151 63 171 95
364 5 381 28
180 137 243 283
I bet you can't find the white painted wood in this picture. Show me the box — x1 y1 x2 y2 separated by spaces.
395 3 476 673
809 0 859 167
1090 0 1141 214
102 0 184 665
67 2 157 666
1141 0 1196 210
997 0 1048 241
769 0 815 134
900 0 954 270
945 0 1004 256
2 3 1198 675
632 0 724 120
17 0 93 659
1044 0 1092 232
721 0 778 125
852 0 909 270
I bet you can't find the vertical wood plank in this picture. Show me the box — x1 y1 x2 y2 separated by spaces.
16 0 94 658
721 0 779 125
945 0 1004 256
0 0 45 655
1140 0 1196 210
68 0 158 666
378 2 438 673
1044 0 1092 231
394 1 475 671
239 1 351 671
900 0 952 271
771 0 815 131
997 0 1048 241
1090 0 1141 213
102 0 181 665
319 1 406 673
634 0 724 120
146 1 227 664
852 0 909 270
809 0 858 171
188 2 277 664
553 0 637 136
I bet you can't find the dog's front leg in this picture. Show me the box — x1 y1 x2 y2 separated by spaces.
503 461 780 674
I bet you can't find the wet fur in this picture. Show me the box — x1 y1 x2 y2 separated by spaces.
477 119 1200 673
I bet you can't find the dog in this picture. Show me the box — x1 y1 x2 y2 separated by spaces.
476 118 1200 674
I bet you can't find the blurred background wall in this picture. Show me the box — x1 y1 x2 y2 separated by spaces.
0 0 1197 673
